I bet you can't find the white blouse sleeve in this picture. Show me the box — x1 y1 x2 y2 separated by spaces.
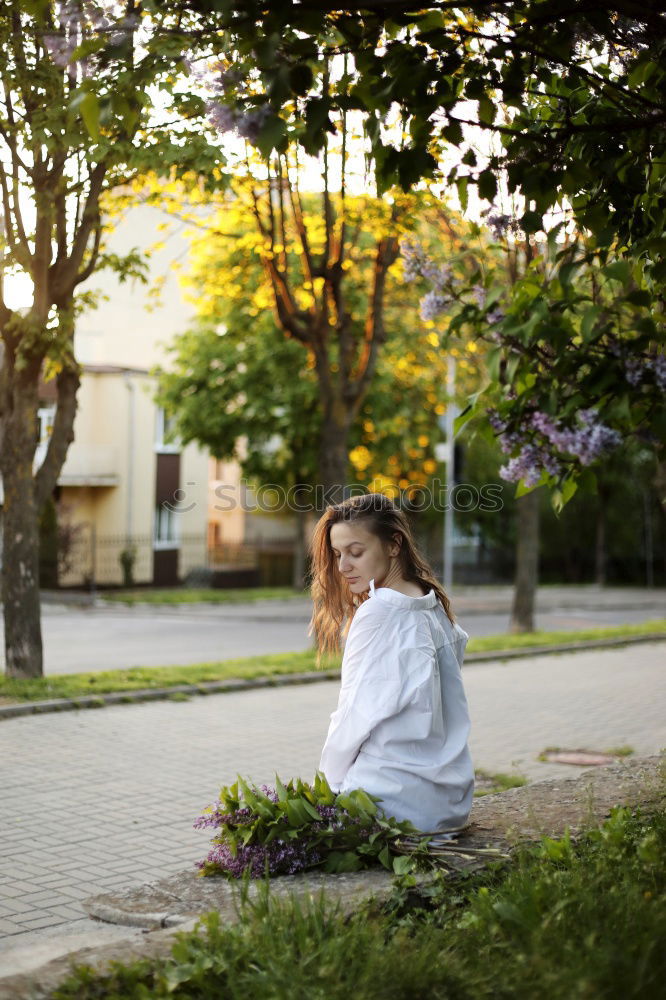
319 606 403 791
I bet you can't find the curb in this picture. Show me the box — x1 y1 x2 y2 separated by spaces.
1 634 664 722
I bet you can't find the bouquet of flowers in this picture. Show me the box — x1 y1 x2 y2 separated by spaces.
194 772 422 879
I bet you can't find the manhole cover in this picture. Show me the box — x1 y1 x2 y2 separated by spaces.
540 750 616 766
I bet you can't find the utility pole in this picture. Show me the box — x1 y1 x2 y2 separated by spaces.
435 355 456 590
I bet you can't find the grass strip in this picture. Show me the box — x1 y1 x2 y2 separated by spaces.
467 617 666 652
0 651 329 703
52 802 666 1000
100 586 306 605
1 620 664 704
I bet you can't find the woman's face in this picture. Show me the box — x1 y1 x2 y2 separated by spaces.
329 520 398 595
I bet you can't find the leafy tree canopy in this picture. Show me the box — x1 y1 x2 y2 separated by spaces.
155 179 490 507
167 1 666 263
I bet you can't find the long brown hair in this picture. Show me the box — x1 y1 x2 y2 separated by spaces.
308 492 455 657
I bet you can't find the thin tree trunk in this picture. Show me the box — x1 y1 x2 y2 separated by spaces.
1 378 43 678
595 491 607 586
510 488 540 633
292 507 307 590
655 452 666 514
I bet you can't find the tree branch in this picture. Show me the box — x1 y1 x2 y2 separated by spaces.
352 234 399 406
35 352 80 509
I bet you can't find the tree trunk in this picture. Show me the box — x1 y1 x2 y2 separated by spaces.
318 408 351 504
654 451 666 514
595 490 607 586
510 487 540 633
1 378 44 678
292 507 307 590
1 349 80 678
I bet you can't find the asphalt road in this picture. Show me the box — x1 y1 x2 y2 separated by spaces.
0 584 663 675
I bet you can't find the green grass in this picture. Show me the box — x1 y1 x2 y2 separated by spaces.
101 586 307 605
0 650 332 703
1 620 664 705
52 801 666 1000
467 617 666 653
538 745 635 761
473 768 528 797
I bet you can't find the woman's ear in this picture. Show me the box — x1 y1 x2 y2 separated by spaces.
389 532 402 558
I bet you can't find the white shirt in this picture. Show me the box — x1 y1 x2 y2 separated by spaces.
319 579 474 832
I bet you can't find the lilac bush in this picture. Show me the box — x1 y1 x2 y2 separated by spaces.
397 229 665 495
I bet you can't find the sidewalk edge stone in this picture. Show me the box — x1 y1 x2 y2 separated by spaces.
1 634 664 721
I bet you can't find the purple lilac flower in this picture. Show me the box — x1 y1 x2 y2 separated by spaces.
217 65 244 89
624 358 644 386
531 408 621 465
567 409 622 465
498 430 523 455
43 34 78 69
198 839 322 879
206 100 239 134
499 443 544 487
43 1 138 74
420 290 451 322
399 238 453 291
497 406 621 485
487 307 504 325
487 408 505 433
194 790 376 878
399 238 427 283
236 105 272 142
530 410 558 437
421 259 452 289
471 284 486 308
648 354 666 391
486 213 511 241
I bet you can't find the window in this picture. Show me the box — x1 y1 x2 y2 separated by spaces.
154 502 178 548
34 404 56 469
37 405 56 447
155 407 180 453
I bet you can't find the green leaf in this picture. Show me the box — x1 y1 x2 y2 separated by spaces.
254 114 287 158
71 91 100 139
558 261 580 287
478 169 497 201
237 776 259 809
478 95 496 126
442 120 463 145
602 260 631 284
393 854 416 875
285 798 312 827
456 176 469 213
324 851 363 873
275 774 288 802
378 845 392 870
624 289 651 307
300 797 324 822
580 305 601 343
289 63 314 96
562 477 579 504
453 403 475 436
350 789 378 816
520 210 542 234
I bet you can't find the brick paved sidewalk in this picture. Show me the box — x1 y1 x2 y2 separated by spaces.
1 641 664 946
